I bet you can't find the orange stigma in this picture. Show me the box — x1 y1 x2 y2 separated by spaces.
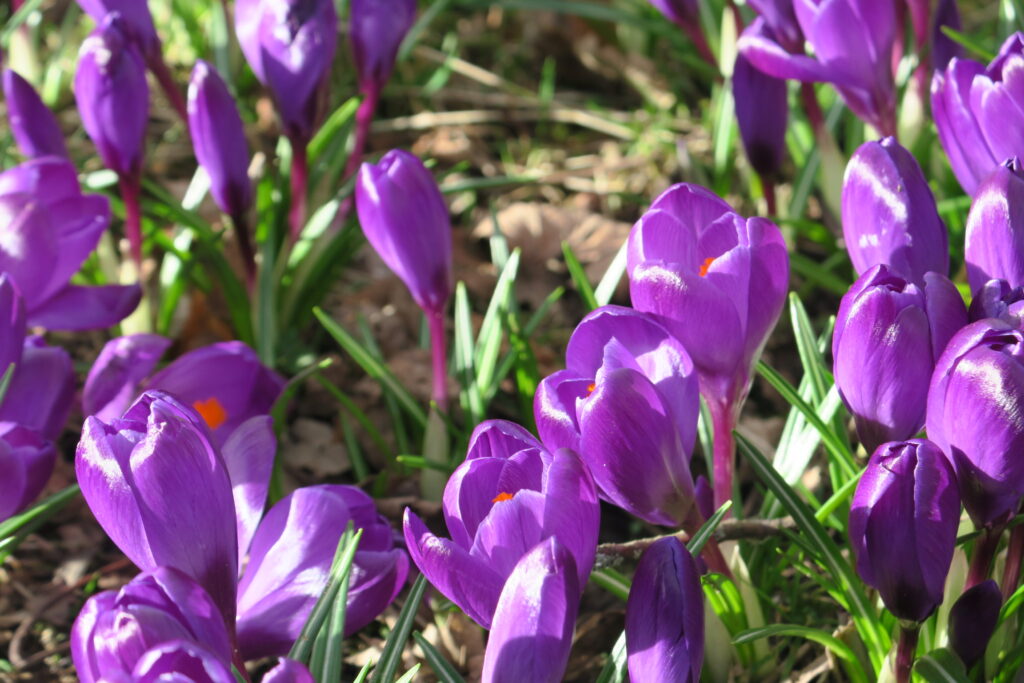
492 492 514 503
698 256 715 277
193 397 228 430
586 382 596 394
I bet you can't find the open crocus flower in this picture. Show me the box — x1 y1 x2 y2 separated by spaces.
738 0 897 135
403 419 599 629
535 306 699 527
933 33 1024 196
0 157 140 330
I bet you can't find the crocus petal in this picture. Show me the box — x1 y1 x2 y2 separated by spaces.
3 69 68 159
533 371 589 453
350 0 417 92
733 41 788 178
222 415 276 561
0 274 26 378
0 337 75 440
965 158 1024 292
263 658 316 683
539 448 600 588
465 418 546 461
948 580 1002 668
82 334 171 421
131 641 234 683
28 284 142 332
0 423 56 515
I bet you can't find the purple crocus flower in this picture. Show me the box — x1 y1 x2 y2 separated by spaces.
733 27 788 181
738 0 898 135
0 423 56 522
236 485 409 659
535 306 699 526
355 150 453 317
2 69 68 159
948 580 1001 668
82 334 172 422
74 0 160 58
0 274 25 379
188 60 253 220
403 420 599 629
128 641 235 682
0 157 141 330
350 0 416 96
848 439 960 622
480 538 580 683
0 336 76 441
969 279 1024 323
842 137 949 284
833 265 966 452
932 33 1024 196
71 567 233 683
625 537 704 683
927 319 1024 526
264 658 316 683
74 13 149 179
931 0 962 72
235 0 338 142
965 158 1024 293
746 0 803 53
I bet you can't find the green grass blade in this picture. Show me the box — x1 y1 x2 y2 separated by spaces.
687 501 732 555
914 648 971 683
454 282 484 424
733 625 868 683
369 574 428 683
413 632 466 683
474 250 520 392
590 568 630 601
594 240 628 307
0 484 79 540
593 630 627 683
562 242 599 311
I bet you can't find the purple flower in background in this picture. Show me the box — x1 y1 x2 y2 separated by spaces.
931 0 962 71
2 69 67 159
0 336 76 441
0 274 25 380
0 423 56 522
927 319 1024 526
965 158 1024 292
648 0 698 26
350 0 416 96
746 0 803 53
842 137 949 284
235 0 338 142
0 158 140 330
969 279 1024 323
71 567 233 683
263 658 316 683
932 33 1024 196
74 13 149 178
833 266 966 452
738 0 897 135
74 0 160 58
626 537 704 683
733 38 789 180
480 538 580 683
355 150 453 317
82 334 172 422
404 420 599 629
948 580 1001 668
188 60 253 219
849 439 960 622
236 485 409 659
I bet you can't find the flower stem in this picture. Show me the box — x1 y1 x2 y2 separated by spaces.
895 624 919 683
343 87 380 185
709 401 737 512
966 525 1005 590
427 309 449 412
762 176 777 217
118 173 143 270
230 211 257 293
799 83 826 137
1001 522 1024 600
148 53 189 125
288 138 309 241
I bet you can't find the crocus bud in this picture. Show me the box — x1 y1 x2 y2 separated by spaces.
350 0 416 95
236 485 409 658
481 538 580 683
3 69 67 159
733 26 788 179
355 150 453 316
738 0 897 135
74 0 160 58
188 60 253 218
70 567 232 683
0 158 140 330
833 266 966 452
627 183 789 410
968 279 1024 323
82 334 172 422
75 391 238 626
849 439 960 623
0 424 56 521
842 138 949 284
74 13 149 177
965 158 1024 292
927 319 1024 525
626 537 704 683
0 336 76 441
931 0 962 71
948 579 1001 668
404 422 599 629
235 0 337 141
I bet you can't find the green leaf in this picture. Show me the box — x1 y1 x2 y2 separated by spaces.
393 665 422 683
474 250 520 395
939 27 997 61
454 282 484 424
590 568 631 601
413 632 466 683
0 484 80 542
562 242 599 311
914 647 971 683
369 575 428 683
594 240 628 307
733 625 868 683
594 630 627 683
687 501 732 556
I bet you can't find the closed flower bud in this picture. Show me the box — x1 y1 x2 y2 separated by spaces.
842 137 949 284
965 158 1024 292
3 69 67 159
849 439 960 622
188 60 253 218
355 150 453 315
733 25 788 179
350 0 416 95
948 579 1001 668
833 265 966 452
75 0 160 58
0 423 56 522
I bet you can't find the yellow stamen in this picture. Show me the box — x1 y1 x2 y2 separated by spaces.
193 397 228 430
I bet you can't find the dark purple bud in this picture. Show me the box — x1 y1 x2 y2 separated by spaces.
627 183 789 409
968 279 1024 324
932 33 1024 196
931 0 962 71
75 0 160 58
927 319 1024 526
236 485 409 659
733 27 788 179
0 336 76 441
235 0 338 141
355 149 453 315
350 0 416 94
74 13 149 177
842 137 949 284
70 567 232 683
404 429 599 629
965 158 1024 292
2 69 67 159
0 423 56 522
75 391 239 626
481 538 580 683
648 0 699 27
188 60 253 218
833 266 966 452
626 537 704 682
82 334 171 422
948 579 1001 668
849 439 960 622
